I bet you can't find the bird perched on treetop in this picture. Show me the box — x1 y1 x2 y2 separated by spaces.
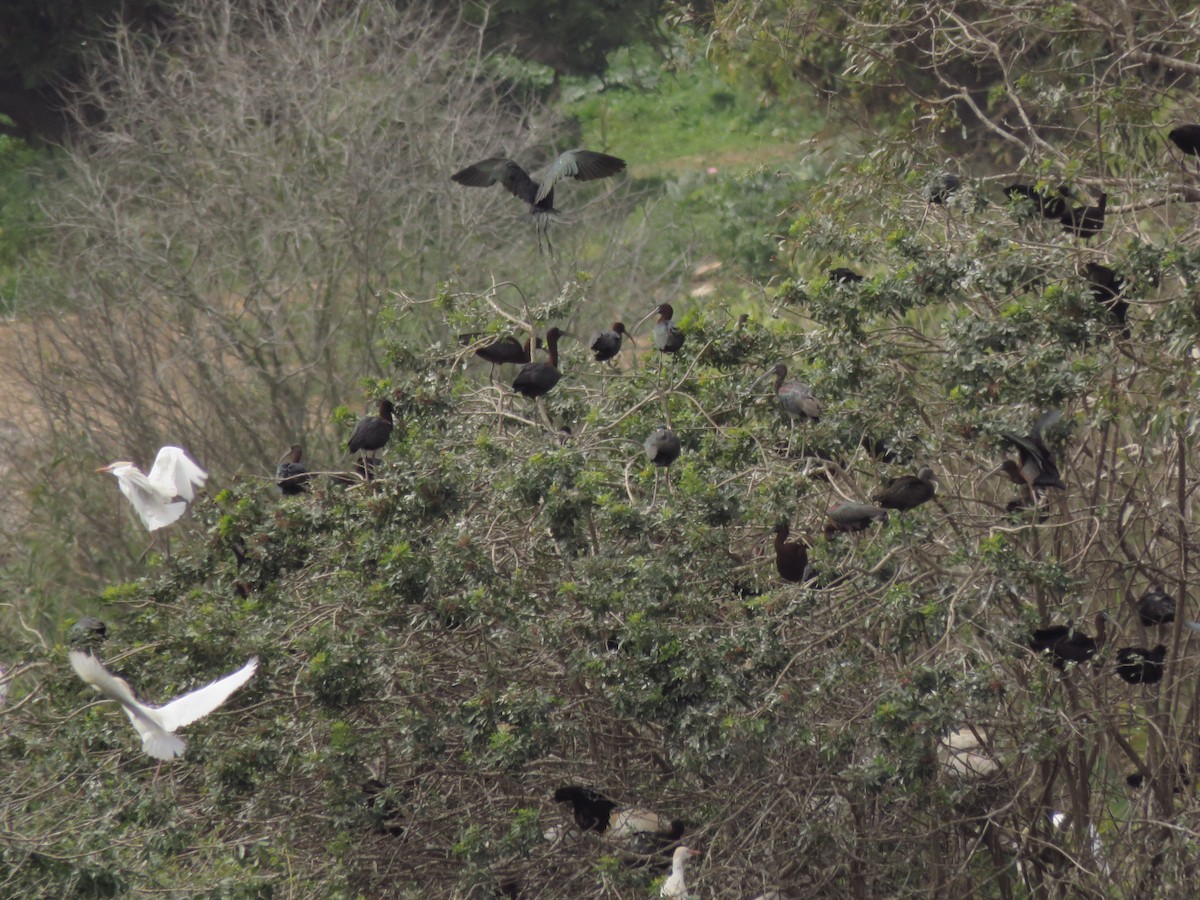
873 467 938 511
1116 645 1166 685
451 149 626 253
69 651 258 761
348 399 394 459
589 322 632 363
98 446 208 532
1168 124 1200 157
997 409 1066 493
276 445 311 496
512 327 571 400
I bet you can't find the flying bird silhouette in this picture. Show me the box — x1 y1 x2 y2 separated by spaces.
69 651 258 761
451 149 626 254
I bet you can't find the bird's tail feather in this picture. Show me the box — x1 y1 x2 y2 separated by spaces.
143 731 186 760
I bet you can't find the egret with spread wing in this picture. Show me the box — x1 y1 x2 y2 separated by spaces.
98 446 208 532
69 651 258 761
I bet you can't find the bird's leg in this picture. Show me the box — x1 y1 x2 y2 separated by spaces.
650 468 660 506
536 398 555 432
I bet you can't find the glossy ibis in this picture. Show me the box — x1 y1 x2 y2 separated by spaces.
1082 262 1129 335
589 322 631 362
998 409 1066 492
924 173 961 204
754 363 821 422
661 846 701 899
1003 183 1069 219
458 333 540 380
553 785 684 850
1030 612 1107 668
825 502 888 534
645 426 681 468
1168 124 1200 157
829 267 864 284
98 446 208 533
635 304 685 379
68 650 257 761
276 444 310 496
1139 587 1175 626
513 327 570 399
873 467 937 511
347 398 394 472
1116 645 1166 685
1005 497 1050 524
451 149 626 254
1060 192 1107 239
773 521 811 583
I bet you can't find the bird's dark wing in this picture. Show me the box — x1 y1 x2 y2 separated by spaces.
533 150 627 204
451 158 538 205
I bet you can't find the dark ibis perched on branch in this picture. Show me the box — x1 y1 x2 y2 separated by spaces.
276 444 311 496
873 467 937 511
645 426 681 469
1169 124 1200 156
997 409 1066 493
1060 192 1107 239
829 267 864 284
1137 587 1200 630
347 400 394 479
513 327 570 399
450 149 626 254
589 322 631 362
1116 645 1166 685
1003 183 1069 219
459 333 540 380
552 785 685 851
754 363 821 422
633 303 685 381
773 521 812 583
1030 613 1107 669
825 502 888 534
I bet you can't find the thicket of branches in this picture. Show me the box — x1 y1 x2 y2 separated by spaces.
6 0 1200 897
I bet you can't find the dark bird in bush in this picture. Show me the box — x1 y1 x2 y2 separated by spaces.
997 409 1066 492
873 467 937 511
1116 645 1166 685
1005 497 1050 523
1003 183 1069 219
924 173 961 204
644 426 681 469
636 303 684 355
552 785 684 851
1030 613 1107 669
589 322 631 362
773 521 811 583
513 327 570 400
825 502 888 534
1136 587 1200 630
1168 124 1200 157
753 363 821 422
276 444 310 496
1139 587 1175 626
1082 263 1129 335
829 267 863 284
458 333 540 380
1060 192 1107 239
451 149 626 253
347 399 394 469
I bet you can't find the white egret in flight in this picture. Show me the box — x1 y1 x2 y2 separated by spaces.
69 651 258 761
97 446 208 532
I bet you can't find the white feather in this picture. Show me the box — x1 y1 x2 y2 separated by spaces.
69 651 257 761
100 446 207 532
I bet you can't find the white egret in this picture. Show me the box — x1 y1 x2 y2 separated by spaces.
69 651 257 761
98 446 208 532
661 846 700 899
